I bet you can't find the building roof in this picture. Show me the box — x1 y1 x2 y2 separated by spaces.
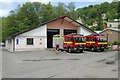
100 28 120 33
95 31 102 34
108 19 120 22
10 16 96 38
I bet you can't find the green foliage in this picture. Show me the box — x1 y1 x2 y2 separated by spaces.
54 2 67 17
103 20 107 25
66 2 77 19
76 1 119 31
89 26 97 31
112 41 120 45
118 24 120 29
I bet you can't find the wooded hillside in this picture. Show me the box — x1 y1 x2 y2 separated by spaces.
1 1 120 42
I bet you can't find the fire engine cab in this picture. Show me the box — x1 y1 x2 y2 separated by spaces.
84 34 108 52
53 33 86 53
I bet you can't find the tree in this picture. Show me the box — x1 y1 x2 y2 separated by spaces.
2 1 119 42
54 2 67 17
40 2 56 22
118 24 120 29
2 2 42 41
117 1 120 19
66 2 76 19
100 2 109 13
106 9 117 20
67 2 75 12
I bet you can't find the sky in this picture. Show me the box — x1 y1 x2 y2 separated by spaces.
0 0 113 17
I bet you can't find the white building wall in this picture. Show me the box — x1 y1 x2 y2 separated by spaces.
5 39 14 52
14 36 47 51
77 26 93 36
20 25 47 36
107 22 120 28
77 27 80 34
14 25 47 51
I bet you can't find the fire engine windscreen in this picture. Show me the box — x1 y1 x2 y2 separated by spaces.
74 37 86 42
98 38 107 42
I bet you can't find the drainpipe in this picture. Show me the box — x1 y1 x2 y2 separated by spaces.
107 34 108 43
13 38 15 52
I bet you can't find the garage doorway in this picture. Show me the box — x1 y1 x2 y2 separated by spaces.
64 29 77 35
47 29 59 48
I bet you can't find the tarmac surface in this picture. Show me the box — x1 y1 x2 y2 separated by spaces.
2 49 118 78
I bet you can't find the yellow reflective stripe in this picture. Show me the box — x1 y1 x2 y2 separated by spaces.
75 43 86 45
59 37 64 39
98 42 107 44
53 38 59 40
53 37 64 40
64 42 73 44
86 41 95 43
107 46 111 48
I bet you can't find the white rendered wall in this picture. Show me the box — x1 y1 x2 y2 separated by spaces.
15 36 47 51
5 39 14 52
77 26 93 36
14 25 47 51
20 25 47 37
107 22 119 28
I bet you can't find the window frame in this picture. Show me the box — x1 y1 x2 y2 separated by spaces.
27 38 34 45
16 39 19 45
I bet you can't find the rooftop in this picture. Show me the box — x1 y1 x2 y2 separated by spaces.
100 28 120 33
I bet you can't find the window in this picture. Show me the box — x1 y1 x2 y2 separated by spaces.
64 38 67 42
68 38 73 42
86 38 90 41
16 39 19 45
93 38 97 41
27 38 33 45
110 24 112 28
98 38 107 42
8 39 11 43
40 43 42 44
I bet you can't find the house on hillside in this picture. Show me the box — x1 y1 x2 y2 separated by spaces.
5 16 96 52
107 19 120 28
92 21 98 27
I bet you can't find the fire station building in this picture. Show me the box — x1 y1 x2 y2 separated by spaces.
5 16 96 52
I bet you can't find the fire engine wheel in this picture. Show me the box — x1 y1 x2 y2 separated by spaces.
77 49 83 53
61 49 64 52
80 49 83 53
68 48 72 53
84 47 87 51
100 49 104 52
91 47 95 52
56 47 59 51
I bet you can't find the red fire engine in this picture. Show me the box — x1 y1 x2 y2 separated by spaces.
53 33 86 53
84 34 108 52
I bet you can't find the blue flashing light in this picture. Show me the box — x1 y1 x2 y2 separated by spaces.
78 34 83 36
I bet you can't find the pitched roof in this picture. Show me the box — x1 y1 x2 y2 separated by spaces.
95 31 102 34
108 19 120 22
100 28 120 33
10 16 96 38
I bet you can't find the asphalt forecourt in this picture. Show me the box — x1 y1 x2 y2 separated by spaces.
2 49 118 78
